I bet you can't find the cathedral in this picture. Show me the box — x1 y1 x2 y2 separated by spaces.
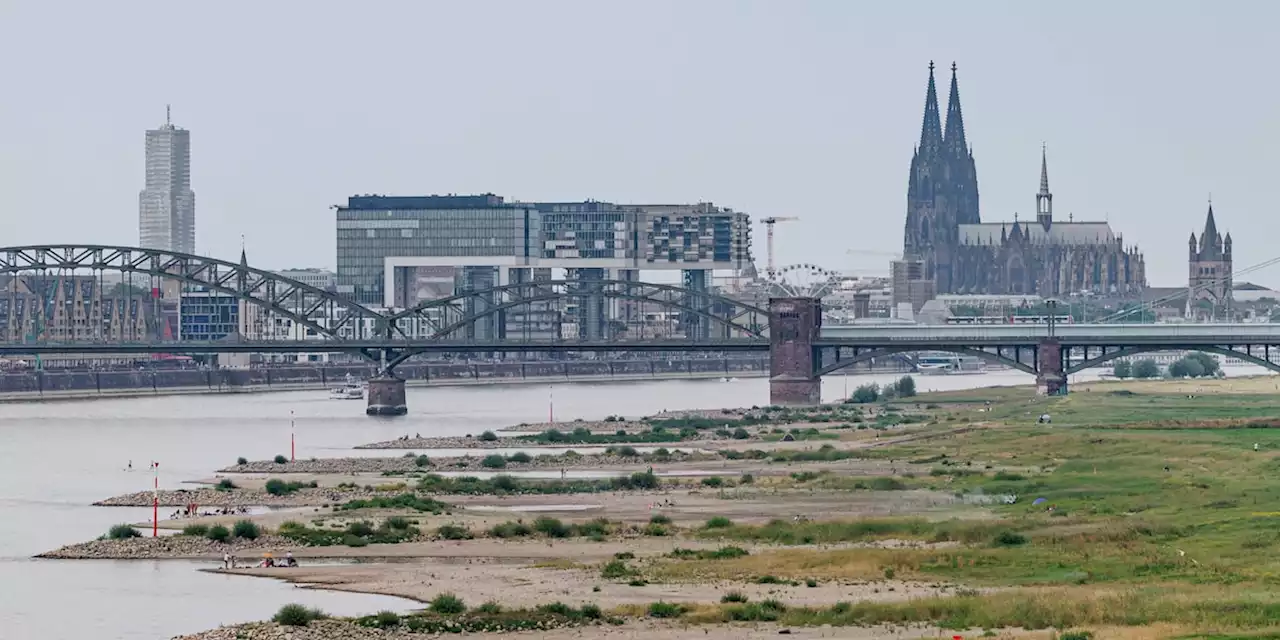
902 63 1147 296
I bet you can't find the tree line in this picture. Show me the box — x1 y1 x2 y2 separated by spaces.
1113 352 1221 379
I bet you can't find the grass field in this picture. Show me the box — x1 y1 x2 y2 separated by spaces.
645 377 1280 636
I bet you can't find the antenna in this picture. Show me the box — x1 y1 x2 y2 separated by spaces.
166 104 171 127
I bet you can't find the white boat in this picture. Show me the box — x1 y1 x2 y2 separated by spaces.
330 374 365 400
916 353 988 376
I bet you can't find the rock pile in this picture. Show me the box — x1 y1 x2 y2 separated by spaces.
222 450 713 476
38 534 296 559
94 486 381 508
174 620 392 640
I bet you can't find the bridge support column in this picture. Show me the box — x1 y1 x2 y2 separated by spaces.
1036 339 1067 396
366 376 408 416
769 297 822 406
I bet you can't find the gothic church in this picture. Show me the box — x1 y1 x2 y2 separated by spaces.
902 63 1147 296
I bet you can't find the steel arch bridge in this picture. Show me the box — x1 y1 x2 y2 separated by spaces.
0 245 770 367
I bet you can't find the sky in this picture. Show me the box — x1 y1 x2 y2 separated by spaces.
1 1 1275 287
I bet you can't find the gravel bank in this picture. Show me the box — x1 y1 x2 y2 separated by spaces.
37 534 299 559
93 486 384 508
221 451 715 475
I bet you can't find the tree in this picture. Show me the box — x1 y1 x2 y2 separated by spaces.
1132 359 1160 379
1181 357 1206 378
850 383 880 404
1113 360 1132 379
1185 352 1220 377
895 375 917 397
1168 359 1189 378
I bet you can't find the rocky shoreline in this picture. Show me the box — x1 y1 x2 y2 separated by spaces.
174 620 393 640
93 486 386 508
37 533 301 559
221 451 713 475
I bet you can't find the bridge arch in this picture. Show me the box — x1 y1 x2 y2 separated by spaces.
0 245 386 341
1064 345 1280 375
816 346 1038 377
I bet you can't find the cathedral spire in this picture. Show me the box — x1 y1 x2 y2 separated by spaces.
943 62 967 156
918 61 943 156
1036 144 1053 230
1199 202 1220 257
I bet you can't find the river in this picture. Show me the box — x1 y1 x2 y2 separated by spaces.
0 368 1150 639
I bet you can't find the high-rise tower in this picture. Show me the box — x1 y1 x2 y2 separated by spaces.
139 106 195 254
903 63 979 293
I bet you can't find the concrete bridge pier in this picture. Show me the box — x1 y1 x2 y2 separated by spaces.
769 297 822 406
1036 339 1067 396
366 376 408 416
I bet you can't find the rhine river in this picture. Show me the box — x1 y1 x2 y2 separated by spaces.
0 368 1176 639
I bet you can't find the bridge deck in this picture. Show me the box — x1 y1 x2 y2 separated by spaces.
818 323 1280 346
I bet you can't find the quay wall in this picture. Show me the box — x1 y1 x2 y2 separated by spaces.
0 357 912 402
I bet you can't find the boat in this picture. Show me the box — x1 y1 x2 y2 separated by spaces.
330 374 365 400
915 353 988 376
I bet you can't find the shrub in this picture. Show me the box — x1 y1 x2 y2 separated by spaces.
489 521 533 538
342 533 369 547
479 430 498 442
1060 632 1093 640
754 575 784 584
182 524 210 537
895 375 917 397
274 454 289 464
706 516 734 529
475 601 502 614
232 520 261 540
721 590 749 603
373 610 401 628
1133 358 1160 379
805 578 818 587
732 427 750 439
883 566 896 579
601 560 635 579
533 516 571 538
701 476 724 488
264 478 316 496
647 601 685 619
236 457 248 465
481 454 507 469
649 514 672 525
617 445 639 457
644 523 669 536
273 603 325 626
1113 359 1132 378
346 521 375 537
509 451 532 463
580 603 602 619
437 524 473 540
216 478 237 491
850 383 880 404
614 551 635 560
993 530 1028 547
383 516 412 530
107 524 140 540
628 470 660 489
206 525 231 543
414 455 431 467
739 473 754 485
430 592 467 614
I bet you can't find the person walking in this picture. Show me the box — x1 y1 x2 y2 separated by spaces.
223 552 230 569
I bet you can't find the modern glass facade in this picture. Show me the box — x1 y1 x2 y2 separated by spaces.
179 291 239 341
334 194 753 308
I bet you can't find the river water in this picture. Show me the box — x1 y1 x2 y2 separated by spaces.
0 368 1154 639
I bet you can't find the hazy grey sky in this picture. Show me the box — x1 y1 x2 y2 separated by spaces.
1 1 1274 286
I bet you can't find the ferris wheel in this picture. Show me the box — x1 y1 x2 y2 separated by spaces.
766 263 842 298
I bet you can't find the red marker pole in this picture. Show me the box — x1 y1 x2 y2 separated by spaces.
152 461 159 537
548 387 554 423
290 410 296 462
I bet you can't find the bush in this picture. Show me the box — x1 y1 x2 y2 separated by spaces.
373 610 401 628
580 603 602 619
264 478 316 496
232 520 261 540
644 523 669 536
647 601 685 619
739 473 754 485
479 430 498 442
895 375 917 397
850 383 880 404
437 524 473 540
509 451 532 463
215 478 237 491
236 457 248 465
489 521 534 538
1133 358 1160 379
384 516 412 530
649 514 672 525
206 525 231 543
481 454 507 469
1113 359 1132 378
273 603 325 626
182 524 210 537
601 560 635 579
107 524 140 540
701 476 724 488
628 470 660 489
993 530 1028 547
534 516 571 538
805 578 818 587
346 521 375 537
414 455 431 468
721 591 749 603
430 592 467 614
274 454 289 464
706 516 734 529
617 446 639 457
475 601 502 614
342 533 369 547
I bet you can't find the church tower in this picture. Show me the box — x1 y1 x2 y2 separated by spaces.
1036 145 1053 230
903 62 980 294
1188 203 1232 318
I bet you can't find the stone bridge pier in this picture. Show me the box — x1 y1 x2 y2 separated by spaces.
769 297 822 406
366 375 408 416
1036 339 1067 396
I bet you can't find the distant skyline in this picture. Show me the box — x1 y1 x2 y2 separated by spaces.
138 106 195 254
1 1 1275 287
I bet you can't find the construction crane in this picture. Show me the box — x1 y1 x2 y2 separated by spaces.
761 216 799 276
